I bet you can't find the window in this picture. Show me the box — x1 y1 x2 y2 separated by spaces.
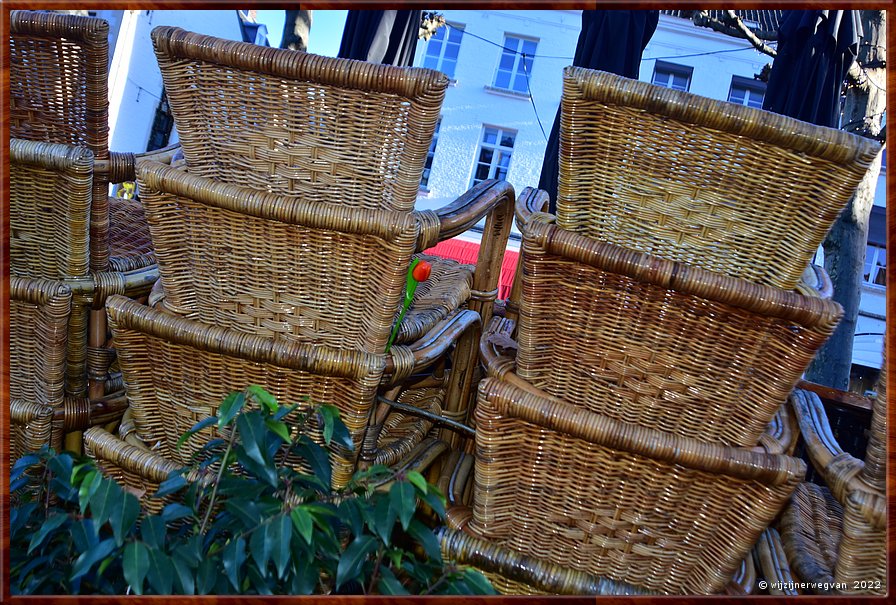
863 244 886 287
728 76 766 108
421 118 441 188
493 36 537 94
472 126 515 186
146 90 174 152
422 24 464 79
652 61 692 91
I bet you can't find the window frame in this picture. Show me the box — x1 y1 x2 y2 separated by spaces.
863 243 887 289
728 75 766 108
652 60 693 92
492 34 539 94
420 117 441 189
422 23 465 80
471 125 517 187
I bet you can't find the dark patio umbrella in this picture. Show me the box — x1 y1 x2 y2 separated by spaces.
538 10 659 212
762 10 862 127
338 10 421 67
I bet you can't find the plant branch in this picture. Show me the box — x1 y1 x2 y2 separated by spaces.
199 427 236 534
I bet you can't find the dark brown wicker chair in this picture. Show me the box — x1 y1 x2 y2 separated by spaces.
775 378 887 595
10 276 128 498
10 139 159 405
554 66 881 290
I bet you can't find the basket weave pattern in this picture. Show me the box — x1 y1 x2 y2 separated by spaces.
106 295 385 489
152 26 446 213
556 67 880 289
136 162 419 353
516 221 842 447
469 378 804 594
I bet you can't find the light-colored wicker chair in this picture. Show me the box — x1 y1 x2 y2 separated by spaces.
146 26 514 447
553 66 881 290
774 375 887 595
441 376 805 595
497 217 842 448
83 295 400 513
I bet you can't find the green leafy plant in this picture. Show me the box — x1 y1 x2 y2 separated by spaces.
10 386 495 595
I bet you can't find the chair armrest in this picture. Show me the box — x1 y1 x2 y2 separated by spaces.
513 186 551 231
423 179 515 327
478 316 560 402
754 527 800 595
59 390 129 432
437 527 654 595
789 389 864 503
98 144 183 183
83 425 183 484
795 263 834 299
384 309 480 381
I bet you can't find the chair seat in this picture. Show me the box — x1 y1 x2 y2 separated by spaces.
395 254 473 345
108 195 155 272
780 482 843 592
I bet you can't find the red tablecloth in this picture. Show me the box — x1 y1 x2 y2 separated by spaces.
424 238 519 301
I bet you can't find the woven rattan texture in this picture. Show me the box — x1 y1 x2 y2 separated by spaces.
835 491 886 594
136 162 419 353
152 26 446 213
397 256 473 345
781 482 842 593
515 222 842 447
10 277 71 408
556 67 880 290
469 379 803 595
371 388 443 467
106 295 386 489
859 348 886 492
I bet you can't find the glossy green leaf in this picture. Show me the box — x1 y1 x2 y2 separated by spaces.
272 514 292 580
373 493 397 546
123 541 150 595
247 385 278 413
317 405 337 445
290 558 318 595
462 568 497 594
406 471 428 495
290 507 313 545
377 565 410 595
161 502 194 524
236 411 270 467
10 454 40 482
195 557 216 595
407 519 442 562
154 473 188 498
176 416 217 450
78 470 102 514
222 536 246 591
217 391 246 429
225 498 263 527
88 475 123 528
390 481 416 531
109 492 141 547
171 554 195 595
264 418 291 444
140 516 166 550
70 518 98 553
146 548 175 594
297 436 331 490
422 489 447 520
335 535 377 589
338 498 364 537
27 513 68 554
71 537 116 580
249 522 272 576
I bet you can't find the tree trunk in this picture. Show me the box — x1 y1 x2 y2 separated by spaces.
805 10 886 390
281 9 312 52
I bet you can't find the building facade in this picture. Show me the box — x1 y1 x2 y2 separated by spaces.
410 10 886 378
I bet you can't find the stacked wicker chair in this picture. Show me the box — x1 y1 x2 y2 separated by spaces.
767 362 887 596
9 10 173 402
83 28 515 505
10 276 127 500
440 66 879 595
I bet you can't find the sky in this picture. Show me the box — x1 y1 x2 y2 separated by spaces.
256 10 348 57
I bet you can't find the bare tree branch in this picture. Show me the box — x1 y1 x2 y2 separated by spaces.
690 10 777 57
